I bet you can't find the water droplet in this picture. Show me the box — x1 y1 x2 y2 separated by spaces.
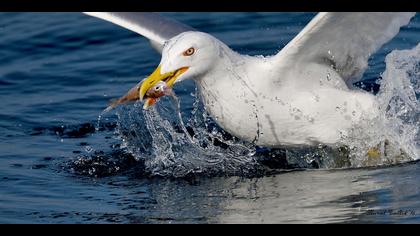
326 73 331 81
95 115 102 132
85 146 94 153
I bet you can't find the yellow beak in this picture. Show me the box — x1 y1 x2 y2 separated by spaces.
102 65 188 112
139 65 188 101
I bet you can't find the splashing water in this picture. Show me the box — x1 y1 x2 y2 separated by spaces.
116 90 264 177
113 44 420 177
378 44 419 159
344 43 420 167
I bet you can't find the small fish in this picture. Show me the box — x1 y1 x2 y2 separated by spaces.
102 80 173 113
142 81 174 109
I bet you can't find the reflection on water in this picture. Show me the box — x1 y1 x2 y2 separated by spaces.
145 162 420 223
218 170 386 223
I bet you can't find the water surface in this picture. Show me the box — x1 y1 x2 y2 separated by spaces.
0 12 419 223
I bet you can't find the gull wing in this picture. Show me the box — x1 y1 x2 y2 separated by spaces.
276 12 415 87
84 12 196 53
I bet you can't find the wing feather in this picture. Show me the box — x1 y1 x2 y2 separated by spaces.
276 12 415 87
84 12 195 53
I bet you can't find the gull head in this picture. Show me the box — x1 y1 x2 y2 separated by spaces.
104 31 224 111
138 31 221 103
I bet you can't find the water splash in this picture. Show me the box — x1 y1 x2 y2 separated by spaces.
96 114 102 132
344 43 420 167
116 90 264 177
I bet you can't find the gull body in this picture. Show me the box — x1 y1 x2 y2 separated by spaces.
84 12 416 148
166 31 378 146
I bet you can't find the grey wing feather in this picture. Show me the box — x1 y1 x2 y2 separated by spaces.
84 12 196 53
277 12 416 87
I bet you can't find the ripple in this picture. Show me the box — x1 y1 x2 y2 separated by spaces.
29 122 116 138
67 149 145 178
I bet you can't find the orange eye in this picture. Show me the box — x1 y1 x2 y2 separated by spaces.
183 47 195 56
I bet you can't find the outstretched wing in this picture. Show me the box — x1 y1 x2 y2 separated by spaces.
276 12 415 87
84 12 196 53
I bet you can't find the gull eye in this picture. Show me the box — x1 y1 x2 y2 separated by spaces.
183 47 195 56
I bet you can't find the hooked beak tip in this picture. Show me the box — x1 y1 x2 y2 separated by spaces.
139 65 188 102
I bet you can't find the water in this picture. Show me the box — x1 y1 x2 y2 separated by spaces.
0 12 419 223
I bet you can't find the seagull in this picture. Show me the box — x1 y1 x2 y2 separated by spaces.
85 12 416 148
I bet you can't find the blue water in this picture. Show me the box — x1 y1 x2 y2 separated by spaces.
0 12 419 223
